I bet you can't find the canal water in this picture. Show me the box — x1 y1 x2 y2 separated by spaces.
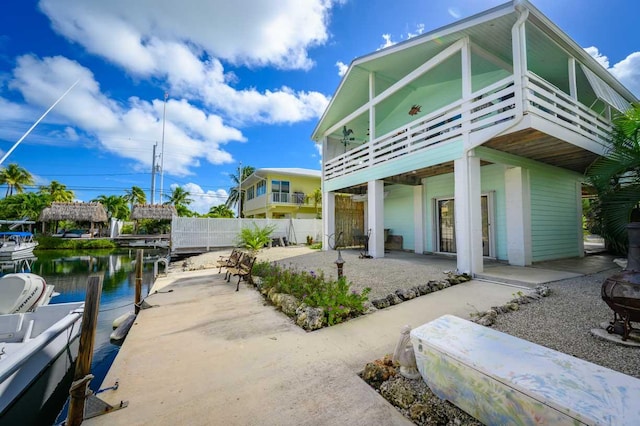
1 249 165 425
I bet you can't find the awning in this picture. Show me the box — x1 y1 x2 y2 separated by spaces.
580 64 631 113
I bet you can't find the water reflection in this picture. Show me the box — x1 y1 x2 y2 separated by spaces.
0 249 165 425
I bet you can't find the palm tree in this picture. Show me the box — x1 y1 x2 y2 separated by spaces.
208 204 235 218
308 188 322 219
92 194 130 220
587 102 640 253
2 192 49 221
165 186 193 208
0 163 34 197
225 165 255 216
124 186 147 210
39 180 75 202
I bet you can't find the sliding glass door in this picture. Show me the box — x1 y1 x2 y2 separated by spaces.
436 195 491 257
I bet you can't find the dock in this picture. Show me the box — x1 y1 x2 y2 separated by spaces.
84 265 518 425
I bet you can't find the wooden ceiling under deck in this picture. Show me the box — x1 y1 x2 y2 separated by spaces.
483 128 600 174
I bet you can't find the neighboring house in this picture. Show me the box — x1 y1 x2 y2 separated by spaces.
311 0 637 276
241 168 322 219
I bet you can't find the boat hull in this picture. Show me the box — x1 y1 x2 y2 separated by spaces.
0 302 84 416
0 243 38 260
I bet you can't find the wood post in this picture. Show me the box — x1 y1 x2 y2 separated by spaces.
67 274 103 426
135 249 143 314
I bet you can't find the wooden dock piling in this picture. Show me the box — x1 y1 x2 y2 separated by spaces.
134 249 143 314
67 275 103 426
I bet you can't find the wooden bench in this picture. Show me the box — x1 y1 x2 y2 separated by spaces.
410 314 640 425
225 254 256 291
216 249 242 274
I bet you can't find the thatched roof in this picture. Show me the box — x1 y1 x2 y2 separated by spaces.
130 204 177 220
39 202 108 222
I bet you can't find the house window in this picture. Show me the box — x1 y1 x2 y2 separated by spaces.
272 180 290 202
246 186 255 200
256 180 266 196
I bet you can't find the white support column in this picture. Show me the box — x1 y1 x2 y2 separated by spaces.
505 166 532 266
454 153 483 275
576 181 584 258
322 191 335 251
413 185 424 254
367 180 384 258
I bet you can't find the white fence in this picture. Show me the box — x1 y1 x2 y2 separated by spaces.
171 217 323 252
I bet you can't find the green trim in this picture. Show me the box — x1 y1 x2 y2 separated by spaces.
474 146 584 180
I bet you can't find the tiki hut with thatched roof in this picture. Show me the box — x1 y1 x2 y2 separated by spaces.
39 202 109 235
130 204 177 220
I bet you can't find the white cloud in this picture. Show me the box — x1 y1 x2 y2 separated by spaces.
585 46 610 68
586 46 640 97
379 34 395 50
39 0 335 71
175 182 228 214
377 24 426 51
336 61 348 77
37 1 332 128
610 52 640 98
4 55 242 176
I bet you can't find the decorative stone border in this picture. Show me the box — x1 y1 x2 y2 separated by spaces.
470 285 550 326
369 272 472 310
251 271 473 331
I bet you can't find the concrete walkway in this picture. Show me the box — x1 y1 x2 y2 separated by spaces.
86 269 522 425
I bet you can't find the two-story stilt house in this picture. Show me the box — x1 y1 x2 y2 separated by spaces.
312 0 637 275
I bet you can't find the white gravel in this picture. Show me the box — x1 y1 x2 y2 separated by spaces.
491 269 640 378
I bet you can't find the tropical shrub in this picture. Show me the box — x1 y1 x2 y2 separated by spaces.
238 223 276 253
254 261 370 326
36 237 117 250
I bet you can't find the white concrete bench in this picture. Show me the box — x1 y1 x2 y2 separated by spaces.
410 314 640 425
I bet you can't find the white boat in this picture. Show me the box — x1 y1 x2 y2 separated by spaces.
0 232 39 260
0 302 84 418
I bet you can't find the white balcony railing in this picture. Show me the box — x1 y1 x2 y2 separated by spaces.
325 73 612 181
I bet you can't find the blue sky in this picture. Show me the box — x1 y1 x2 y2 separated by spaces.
0 0 638 214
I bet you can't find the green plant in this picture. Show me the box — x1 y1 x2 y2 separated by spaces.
238 223 276 253
253 261 370 326
309 242 322 250
587 102 640 253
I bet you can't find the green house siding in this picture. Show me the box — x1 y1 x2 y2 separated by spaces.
383 184 415 250
530 170 581 261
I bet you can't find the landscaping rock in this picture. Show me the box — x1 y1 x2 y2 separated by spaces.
535 285 551 297
295 304 325 331
395 288 417 301
416 284 430 295
386 293 402 305
371 298 390 309
279 294 300 316
361 355 396 389
361 301 377 314
379 376 416 409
